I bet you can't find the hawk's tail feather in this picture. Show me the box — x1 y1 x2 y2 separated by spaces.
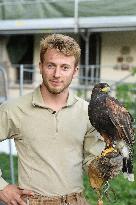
127 157 133 173
122 157 127 173
122 157 134 181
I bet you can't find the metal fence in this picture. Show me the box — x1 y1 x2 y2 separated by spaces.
10 64 100 85
7 64 101 98
8 63 136 98
0 66 8 103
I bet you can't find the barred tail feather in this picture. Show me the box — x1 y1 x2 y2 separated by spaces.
122 157 134 181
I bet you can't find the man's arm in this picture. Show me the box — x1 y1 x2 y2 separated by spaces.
83 126 105 170
0 105 12 191
0 104 34 205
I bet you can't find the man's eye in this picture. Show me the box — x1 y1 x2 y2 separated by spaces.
47 64 54 69
63 66 70 71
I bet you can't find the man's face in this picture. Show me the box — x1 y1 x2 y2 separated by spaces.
39 48 78 94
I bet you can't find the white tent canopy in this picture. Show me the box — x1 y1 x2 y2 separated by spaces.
1 0 136 34
1 16 136 34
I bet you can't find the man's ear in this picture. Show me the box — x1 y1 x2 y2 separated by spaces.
39 62 42 74
73 66 79 79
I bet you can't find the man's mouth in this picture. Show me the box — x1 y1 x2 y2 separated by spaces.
50 80 62 86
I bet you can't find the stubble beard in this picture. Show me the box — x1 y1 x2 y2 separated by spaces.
42 78 72 95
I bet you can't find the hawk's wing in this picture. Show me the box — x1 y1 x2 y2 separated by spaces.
106 97 135 145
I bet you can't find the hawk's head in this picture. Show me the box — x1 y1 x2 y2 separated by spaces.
92 83 110 95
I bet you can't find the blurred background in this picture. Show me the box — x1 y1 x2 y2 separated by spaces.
0 0 136 204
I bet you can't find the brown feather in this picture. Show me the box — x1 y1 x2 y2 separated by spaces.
106 97 135 145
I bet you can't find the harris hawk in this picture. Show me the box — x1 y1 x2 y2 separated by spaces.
88 83 135 184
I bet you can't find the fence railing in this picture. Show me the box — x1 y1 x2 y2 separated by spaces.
0 66 8 103
8 64 136 96
9 63 101 86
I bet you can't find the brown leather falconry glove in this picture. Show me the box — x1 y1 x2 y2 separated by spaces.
88 148 123 205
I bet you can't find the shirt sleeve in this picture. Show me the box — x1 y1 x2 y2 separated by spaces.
0 102 19 141
83 120 105 171
0 104 12 190
0 105 10 141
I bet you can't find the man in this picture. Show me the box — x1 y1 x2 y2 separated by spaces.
0 34 119 205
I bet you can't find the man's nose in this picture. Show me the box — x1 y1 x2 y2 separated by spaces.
54 67 61 78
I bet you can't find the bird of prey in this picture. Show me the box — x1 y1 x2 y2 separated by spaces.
88 83 135 182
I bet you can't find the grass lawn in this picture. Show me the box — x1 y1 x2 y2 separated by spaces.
0 153 136 205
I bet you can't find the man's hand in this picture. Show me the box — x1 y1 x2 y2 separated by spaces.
0 184 34 205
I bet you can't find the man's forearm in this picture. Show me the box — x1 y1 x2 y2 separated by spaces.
0 171 9 190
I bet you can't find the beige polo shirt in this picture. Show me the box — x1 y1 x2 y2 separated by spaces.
0 87 105 196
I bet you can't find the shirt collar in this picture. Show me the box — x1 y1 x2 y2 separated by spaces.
32 86 78 108
66 90 78 107
32 86 46 108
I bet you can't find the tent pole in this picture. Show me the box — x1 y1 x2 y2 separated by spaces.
74 0 79 33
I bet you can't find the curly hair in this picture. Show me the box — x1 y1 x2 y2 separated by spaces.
40 34 81 66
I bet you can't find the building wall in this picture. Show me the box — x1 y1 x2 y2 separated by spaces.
1 32 136 100
101 31 136 84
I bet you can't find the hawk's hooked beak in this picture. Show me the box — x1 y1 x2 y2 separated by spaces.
101 86 110 93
